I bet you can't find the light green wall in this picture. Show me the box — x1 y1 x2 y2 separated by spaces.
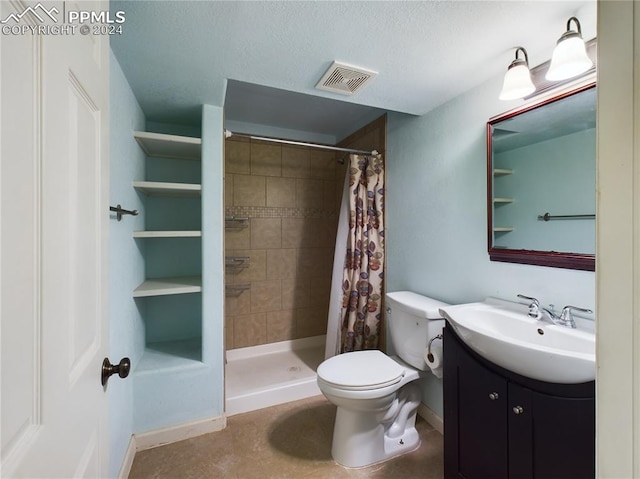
201 105 225 413
109 49 147 477
386 75 595 417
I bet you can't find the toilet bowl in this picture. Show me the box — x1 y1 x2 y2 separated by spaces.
316 291 449 468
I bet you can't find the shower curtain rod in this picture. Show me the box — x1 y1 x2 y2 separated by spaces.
224 130 379 156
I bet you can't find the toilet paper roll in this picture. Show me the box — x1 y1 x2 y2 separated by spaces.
424 344 443 379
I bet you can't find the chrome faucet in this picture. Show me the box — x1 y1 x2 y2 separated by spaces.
517 294 592 329
518 294 542 319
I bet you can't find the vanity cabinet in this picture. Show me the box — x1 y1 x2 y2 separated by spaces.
444 324 595 479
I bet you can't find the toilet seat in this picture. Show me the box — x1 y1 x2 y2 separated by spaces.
317 350 405 391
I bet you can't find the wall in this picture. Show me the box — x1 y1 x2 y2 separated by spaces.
108 50 146 478
109 55 225 466
201 104 226 415
224 137 340 349
596 1 640 475
337 115 386 153
386 74 595 418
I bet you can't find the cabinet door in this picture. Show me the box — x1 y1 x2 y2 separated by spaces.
458 352 509 478
445 327 509 478
530 391 595 479
508 382 533 479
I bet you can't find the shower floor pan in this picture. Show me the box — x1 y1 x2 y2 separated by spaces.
225 335 325 416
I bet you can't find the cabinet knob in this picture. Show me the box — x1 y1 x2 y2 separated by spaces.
489 392 499 400
512 405 524 415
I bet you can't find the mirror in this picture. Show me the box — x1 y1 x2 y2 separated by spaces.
487 83 596 271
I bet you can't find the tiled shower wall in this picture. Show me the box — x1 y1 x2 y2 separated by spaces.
224 137 346 349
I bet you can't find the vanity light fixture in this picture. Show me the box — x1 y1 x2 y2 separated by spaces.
499 47 536 101
546 16 593 81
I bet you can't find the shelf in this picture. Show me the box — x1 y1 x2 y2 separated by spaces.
225 256 250 272
133 276 202 298
225 216 249 230
133 230 201 238
133 181 201 197
135 338 203 374
133 131 201 161
493 227 514 232
493 197 514 204
226 283 251 297
493 168 513 176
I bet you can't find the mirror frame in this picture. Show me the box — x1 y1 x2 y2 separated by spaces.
486 82 596 272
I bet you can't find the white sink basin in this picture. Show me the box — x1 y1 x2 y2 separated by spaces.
439 299 595 384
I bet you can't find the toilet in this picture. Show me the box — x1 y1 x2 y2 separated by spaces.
316 291 449 468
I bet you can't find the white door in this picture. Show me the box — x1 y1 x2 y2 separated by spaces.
1 1 110 477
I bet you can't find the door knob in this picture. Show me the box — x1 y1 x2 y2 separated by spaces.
101 357 131 386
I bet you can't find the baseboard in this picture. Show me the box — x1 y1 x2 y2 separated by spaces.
117 435 136 479
418 402 444 435
134 414 227 451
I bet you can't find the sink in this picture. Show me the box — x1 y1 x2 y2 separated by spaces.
439 299 595 384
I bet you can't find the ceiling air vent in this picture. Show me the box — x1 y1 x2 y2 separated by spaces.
315 61 378 96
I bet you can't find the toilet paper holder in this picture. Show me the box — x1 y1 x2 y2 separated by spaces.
426 334 443 362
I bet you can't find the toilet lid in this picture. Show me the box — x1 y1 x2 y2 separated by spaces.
317 350 405 390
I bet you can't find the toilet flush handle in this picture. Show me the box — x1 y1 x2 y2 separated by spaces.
386 307 391 314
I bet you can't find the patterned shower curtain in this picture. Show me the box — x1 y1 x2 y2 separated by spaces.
340 153 385 353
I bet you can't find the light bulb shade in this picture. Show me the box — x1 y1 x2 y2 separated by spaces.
546 17 593 81
499 60 535 101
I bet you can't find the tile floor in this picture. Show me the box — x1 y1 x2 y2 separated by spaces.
129 395 444 479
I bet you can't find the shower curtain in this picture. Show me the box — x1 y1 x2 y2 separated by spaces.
325 153 385 357
325 170 350 358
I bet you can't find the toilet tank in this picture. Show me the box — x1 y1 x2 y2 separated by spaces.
386 291 450 371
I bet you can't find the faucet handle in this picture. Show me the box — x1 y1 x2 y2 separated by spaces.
517 294 539 305
517 294 541 319
560 305 593 325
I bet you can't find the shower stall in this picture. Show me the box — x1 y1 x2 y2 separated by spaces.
223 117 386 416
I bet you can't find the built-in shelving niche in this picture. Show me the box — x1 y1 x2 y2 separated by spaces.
492 168 514 240
132 131 203 370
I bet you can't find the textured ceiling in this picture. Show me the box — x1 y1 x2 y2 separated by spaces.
224 80 387 142
110 0 596 135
